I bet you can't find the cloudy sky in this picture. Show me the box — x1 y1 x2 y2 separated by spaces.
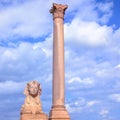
0 0 120 120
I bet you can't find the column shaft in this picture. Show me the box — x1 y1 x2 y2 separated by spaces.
53 18 64 106
49 3 70 120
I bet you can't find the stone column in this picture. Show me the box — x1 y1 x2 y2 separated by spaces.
49 3 70 120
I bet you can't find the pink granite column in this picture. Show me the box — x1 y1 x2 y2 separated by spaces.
49 3 70 120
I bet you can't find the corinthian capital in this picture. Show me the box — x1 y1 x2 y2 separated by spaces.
50 3 68 20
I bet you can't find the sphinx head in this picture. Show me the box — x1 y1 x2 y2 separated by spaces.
24 81 42 97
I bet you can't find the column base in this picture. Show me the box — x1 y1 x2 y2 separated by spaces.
20 113 48 120
49 105 70 120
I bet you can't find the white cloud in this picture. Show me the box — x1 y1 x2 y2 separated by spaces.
0 81 26 94
65 18 113 47
67 77 95 90
0 0 114 42
63 0 114 48
65 97 86 113
95 62 120 80
0 0 52 41
97 2 113 13
65 104 74 113
0 0 28 5
0 37 52 82
66 97 101 114
86 100 100 107
99 109 109 117
62 0 113 24
96 2 113 24
68 77 94 85
109 94 120 102
99 109 114 120
114 64 120 69
66 103 83 114
113 28 120 44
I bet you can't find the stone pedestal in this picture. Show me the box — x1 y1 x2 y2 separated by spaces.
49 3 70 120
20 113 48 120
49 105 70 120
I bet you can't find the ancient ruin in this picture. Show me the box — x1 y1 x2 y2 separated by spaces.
49 3 70 120
20 3 70 120
20 81 48 120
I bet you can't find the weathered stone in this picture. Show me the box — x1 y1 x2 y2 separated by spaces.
50 3 68 20
20 114 48 120
20 81 48 120
49 3 70 120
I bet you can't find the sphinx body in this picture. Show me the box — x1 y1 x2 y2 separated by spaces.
20 81 48 120
21 81 43 114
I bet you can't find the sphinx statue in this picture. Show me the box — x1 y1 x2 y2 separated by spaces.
20 80 48 120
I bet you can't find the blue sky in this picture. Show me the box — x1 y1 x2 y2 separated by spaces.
0 0 120 120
